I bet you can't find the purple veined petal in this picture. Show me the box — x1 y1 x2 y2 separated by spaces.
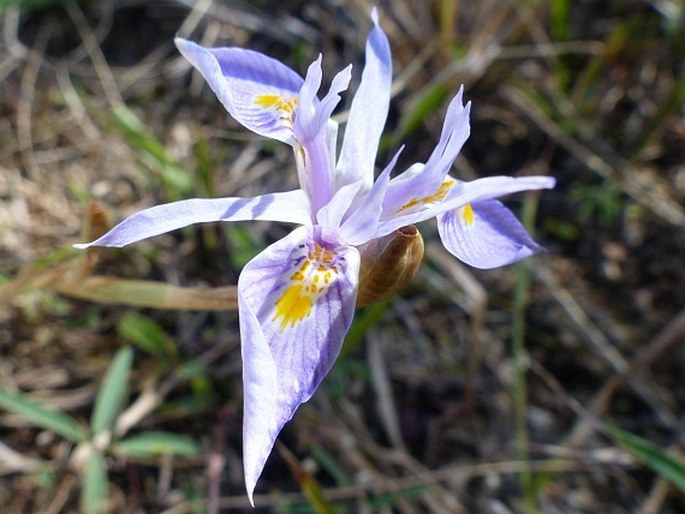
378 175 556 237
437 199 542 269
175 38 303 144
336 7 392 190
238 226 360 503
383 90 471 213
338 145 403 246
73 189 311 249
293 61 351 214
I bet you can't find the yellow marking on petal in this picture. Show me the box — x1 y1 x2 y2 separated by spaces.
272 242 342 331
274 285 313 329
399 177 457 212
462 203 475 225
254 94 298 113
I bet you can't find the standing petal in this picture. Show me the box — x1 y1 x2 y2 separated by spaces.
176 38 304 143
437 199 542 268
293 58 351 213
74 190 311 249
383 90 470 213
238 226 360 503
337 8 392 189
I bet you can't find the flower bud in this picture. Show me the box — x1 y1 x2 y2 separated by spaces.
356 225 424 307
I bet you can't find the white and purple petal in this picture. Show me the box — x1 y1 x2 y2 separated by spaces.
338 146 401 246
437 199 542 269
238 226 360 503
379 175 556 237
74 190 311 249
175 38 304 143
292 58 351 212
336 8 392 190
383 90 471 213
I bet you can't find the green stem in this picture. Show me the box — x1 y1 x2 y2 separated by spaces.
512 193 540 513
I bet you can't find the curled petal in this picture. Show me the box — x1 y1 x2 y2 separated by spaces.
438 200 542 269
238 226 360 503
175 38 303 143
337 8 392 189
74 190 311 249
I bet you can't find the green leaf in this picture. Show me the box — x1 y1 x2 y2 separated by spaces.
607 424 685 493
0 0 66 14
117 312 177 362
339 300 390 359
90 346 133 434
225 225 260 268
386 83 450 151
110 105 194 199
81 451 108 514
0 389 87 443
112 431 200 458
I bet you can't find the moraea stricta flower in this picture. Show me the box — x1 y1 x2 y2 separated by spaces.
75 9 555 503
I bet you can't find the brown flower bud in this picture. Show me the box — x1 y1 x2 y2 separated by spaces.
356 225 424 307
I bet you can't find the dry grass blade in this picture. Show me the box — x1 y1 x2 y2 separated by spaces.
501 85 685 227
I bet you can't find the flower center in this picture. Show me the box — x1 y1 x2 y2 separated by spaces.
273 241 341 330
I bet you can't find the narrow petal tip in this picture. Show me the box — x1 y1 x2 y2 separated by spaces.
371 6 380 24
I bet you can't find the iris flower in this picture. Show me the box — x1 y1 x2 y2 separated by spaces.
76 10 555 503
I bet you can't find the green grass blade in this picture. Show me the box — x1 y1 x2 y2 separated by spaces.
0 388 87 443
386 83 450 152
90 346 133 434
112 431 200 458
110 104 194 199
607 424 685 493
339 300 391 360
117 312 178 362
81 451 108 514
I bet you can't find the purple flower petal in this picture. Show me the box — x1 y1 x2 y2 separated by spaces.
74 190 311 249
379 175 556 237
293 59 351 213
238 226 360 503
175 38 304 143
438 199 542 268
383 89 470 213
337 8 392 190
338 146 401 245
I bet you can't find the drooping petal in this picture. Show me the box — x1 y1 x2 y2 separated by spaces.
337 8 392 189
437 199 542 268
379 175 556 237
175 38 303 143
238 226 360 503
383 90 471 213
74 190 311 249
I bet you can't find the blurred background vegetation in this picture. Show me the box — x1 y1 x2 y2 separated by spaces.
1 0 684 512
